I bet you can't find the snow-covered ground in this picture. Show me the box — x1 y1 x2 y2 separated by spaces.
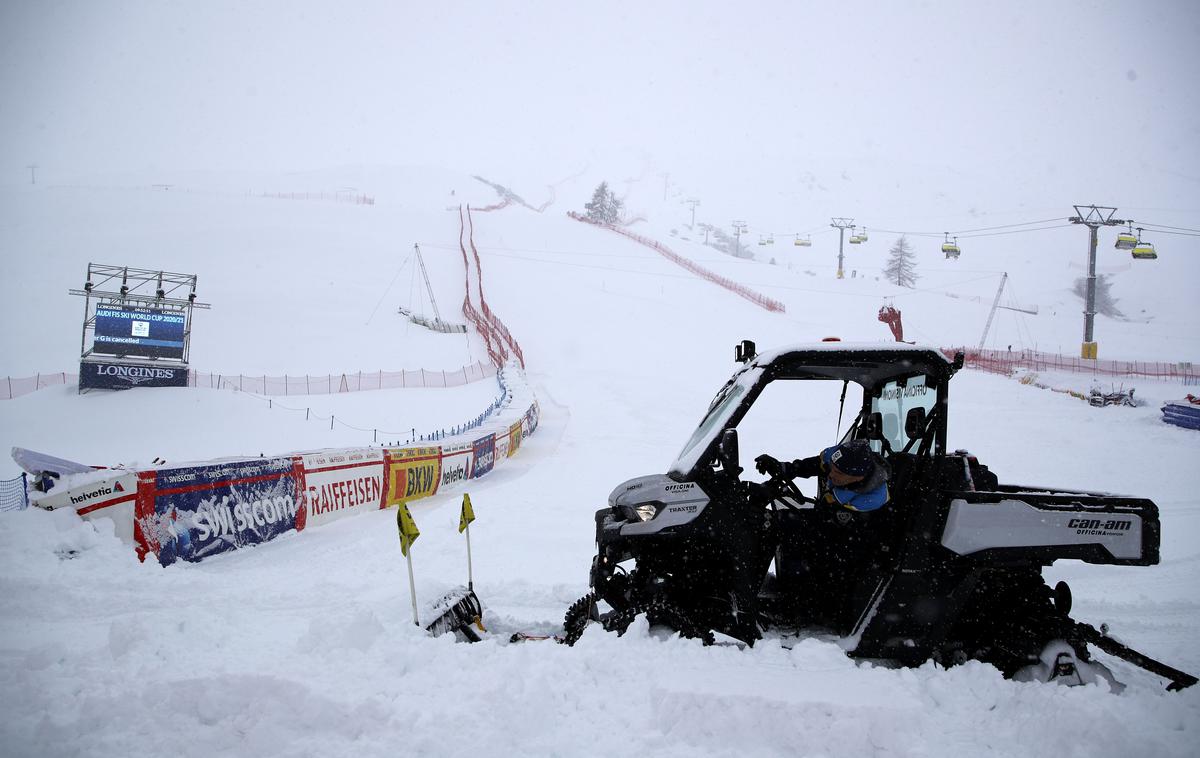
1 170 1199 757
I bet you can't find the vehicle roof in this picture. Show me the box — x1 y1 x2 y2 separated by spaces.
749 341 957 386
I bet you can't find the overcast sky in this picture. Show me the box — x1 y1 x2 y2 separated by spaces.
2 1 1198 226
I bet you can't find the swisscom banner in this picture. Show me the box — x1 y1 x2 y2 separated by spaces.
136 457 301 567
299 448 384 528
93 304 186 359
470 435 495 479
382 447 441 507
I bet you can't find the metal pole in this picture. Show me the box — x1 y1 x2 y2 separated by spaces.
837 227 845 279
405 549 420 626
1083 224 1098 346
465 522 474 592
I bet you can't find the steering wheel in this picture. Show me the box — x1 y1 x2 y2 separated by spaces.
758 471 813 507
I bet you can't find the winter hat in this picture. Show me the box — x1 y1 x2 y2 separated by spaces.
828 440 874 477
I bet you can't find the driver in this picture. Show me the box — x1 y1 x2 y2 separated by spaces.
755 440 890 512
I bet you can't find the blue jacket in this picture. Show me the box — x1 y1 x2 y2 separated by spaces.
817 446 890 512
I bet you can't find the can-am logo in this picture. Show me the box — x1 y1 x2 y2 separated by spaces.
1068 517 1132 536
95 364 179 385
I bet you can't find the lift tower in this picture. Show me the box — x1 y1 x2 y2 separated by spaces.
830 218 854 279
1069 205 1124 359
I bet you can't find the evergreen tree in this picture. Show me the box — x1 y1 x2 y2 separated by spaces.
604 189 624 224
883 235 919 288
1072 274 1123 318
584 182 622 224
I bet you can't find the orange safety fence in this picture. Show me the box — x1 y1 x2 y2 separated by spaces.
943 347 1198 384
3 362 496 400
568 212 786 314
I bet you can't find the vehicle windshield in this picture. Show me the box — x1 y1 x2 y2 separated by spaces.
869 373 938 454
669 366 763 477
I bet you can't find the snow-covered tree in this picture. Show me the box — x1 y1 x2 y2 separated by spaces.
1073 274 1123 318
883 236 919 288
584 182 623 224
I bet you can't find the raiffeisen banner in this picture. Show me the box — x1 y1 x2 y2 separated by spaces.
299 448 385 527
382 447 441 507
93 304 187 360
135 457 302 567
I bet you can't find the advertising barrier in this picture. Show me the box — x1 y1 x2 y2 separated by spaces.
79 360 189 391
382 447 442 507
507 421 523 458
439 442 474 491
33 471 139 542
135 457 303 567
470 434 496 479
299 448 385 528
523 401 540 437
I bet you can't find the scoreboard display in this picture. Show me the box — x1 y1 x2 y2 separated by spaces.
93 304 186 359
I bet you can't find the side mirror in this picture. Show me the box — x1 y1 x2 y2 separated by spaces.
718 428 742 475
734 339 756 364
904 407 927 440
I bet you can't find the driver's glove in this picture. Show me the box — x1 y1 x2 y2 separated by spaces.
755 454 792 478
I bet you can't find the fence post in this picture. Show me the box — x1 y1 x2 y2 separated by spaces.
6 377 11 400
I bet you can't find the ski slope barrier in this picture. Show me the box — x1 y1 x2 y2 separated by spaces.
567 211 786 313
28 365 539 567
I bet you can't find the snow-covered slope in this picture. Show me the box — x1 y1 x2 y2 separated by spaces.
1 169 1198 757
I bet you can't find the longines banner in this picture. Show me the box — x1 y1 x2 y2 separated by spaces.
80 360 189 390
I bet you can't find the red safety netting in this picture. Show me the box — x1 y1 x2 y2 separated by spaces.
3 363 495 400
457 205 525 369
568 212 786 314
943 347 1198 383
2 372 77 400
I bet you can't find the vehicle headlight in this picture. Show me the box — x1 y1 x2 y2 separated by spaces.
634 503 660 522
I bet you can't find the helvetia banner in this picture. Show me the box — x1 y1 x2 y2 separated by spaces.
35 471 139 545
79 360 189 390
439 442 474 491
299 448 385 528
382 447 442 507
135 457 303 567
